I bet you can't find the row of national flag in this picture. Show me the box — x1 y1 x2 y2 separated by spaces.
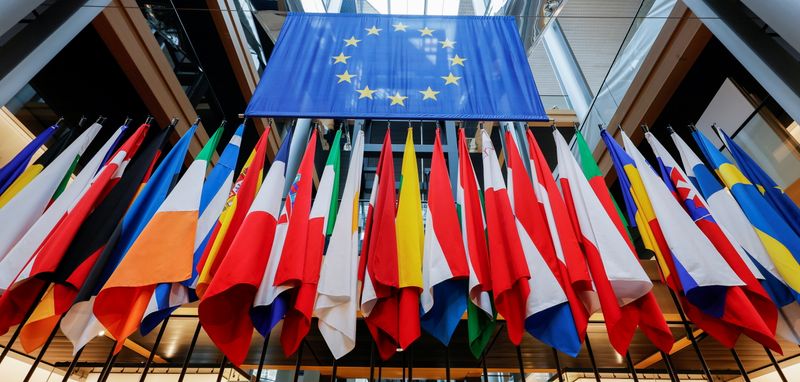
0 119 798 365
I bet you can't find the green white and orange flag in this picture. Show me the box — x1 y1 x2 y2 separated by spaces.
93 135 217 353
574 130 633 241
457 128 495 358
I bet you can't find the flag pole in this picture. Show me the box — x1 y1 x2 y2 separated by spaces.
660 350 678 382
215 356 227 382
584 335 601 382
368 342 375 382
138 316 169 382
177 322 202 382
402 351 406 381
444 345 451 382
292 340 304 382
514 346 525 381
624 352 639 382
730 349 751 382
551 348 564 382
666 289 713 381
255 332 271 382
0 284 49 364
481 351 489 382
764 347 788 382
408 345 414 381
98 341 119 382
331 358 338 382
22 321 60 382
61 346 85 382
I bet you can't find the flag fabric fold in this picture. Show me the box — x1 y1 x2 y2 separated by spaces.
555 129 672 355
273 129 319 356
195 126 269 298
525 130 595 341
358 130 401 361
60 126 196 354
479 129 530 346
139 126 228 335
457 128 495 358
602 128 779 352
647 131 778 343
93 126 209 354
249 127 309 340
420 128 469 346
199 127 290 366
18 124 160 352
505 130 583 356
281 129 340 356
689 130 800 343
315 130 365 360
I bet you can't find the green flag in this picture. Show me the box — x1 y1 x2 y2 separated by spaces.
575 130 632 241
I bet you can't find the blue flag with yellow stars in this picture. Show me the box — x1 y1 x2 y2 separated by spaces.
245 13 548 121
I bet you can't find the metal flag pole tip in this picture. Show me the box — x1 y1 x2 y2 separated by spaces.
193 116 201 125
641 123 650 133
666 124 675 134
597 123 605 132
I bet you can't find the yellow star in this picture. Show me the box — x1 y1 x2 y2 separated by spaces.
336 70 355 83
388 92 408 106
439 38 456 48
441 72 462 85
419 86 440 101
365 26 382 36
332 52 350 64
344 36 361 47
356 85 376 99
449 54 466 66
418 27 435 37
393 22 408 32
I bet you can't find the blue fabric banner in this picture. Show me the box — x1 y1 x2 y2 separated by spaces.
245 13 548 120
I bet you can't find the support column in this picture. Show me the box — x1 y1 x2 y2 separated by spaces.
543 20 594 119
283 118 312 196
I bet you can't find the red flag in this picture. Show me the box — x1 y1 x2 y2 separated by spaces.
276 130 319 356
478 129 530 345
358 131 401 360
194 129 269 297
526 130 594 340
198 128 294 366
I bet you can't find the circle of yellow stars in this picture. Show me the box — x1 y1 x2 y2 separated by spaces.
331 21 466 107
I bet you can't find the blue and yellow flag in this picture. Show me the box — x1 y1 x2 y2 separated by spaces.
719 130 800 237
694 130 800 298
245 13 547 120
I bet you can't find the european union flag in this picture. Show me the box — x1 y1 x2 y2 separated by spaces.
245 13 548 120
